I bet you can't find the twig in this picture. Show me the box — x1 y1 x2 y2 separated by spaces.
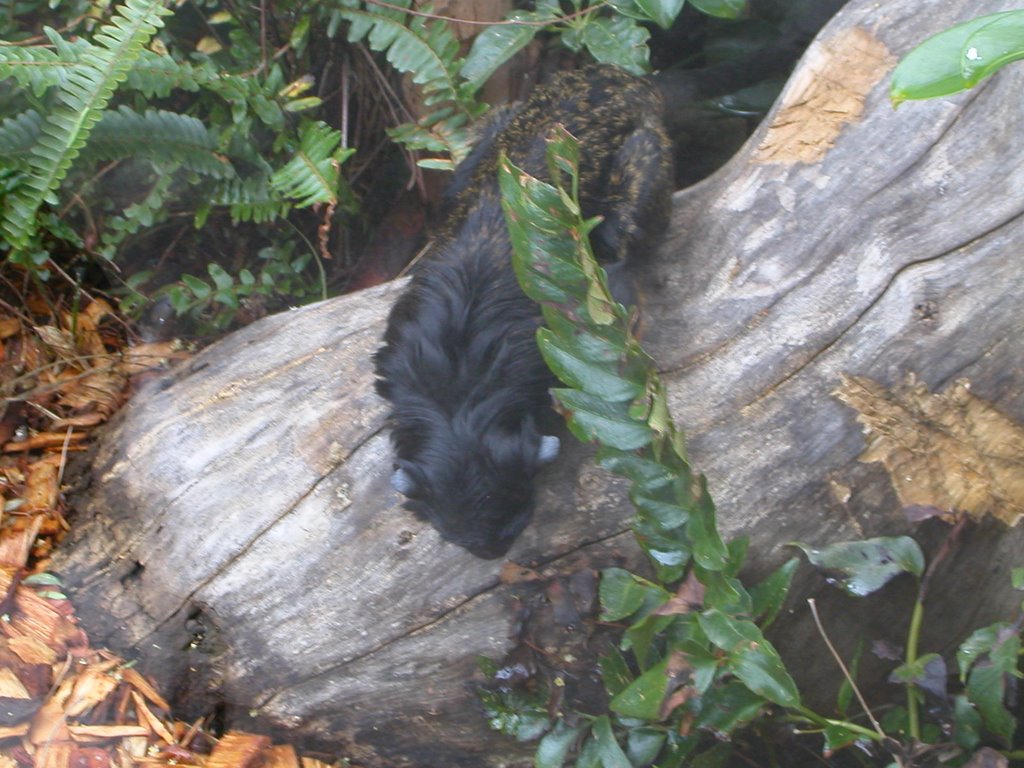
807 598 886 740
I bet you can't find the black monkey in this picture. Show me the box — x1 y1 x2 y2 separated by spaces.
374 66 673 559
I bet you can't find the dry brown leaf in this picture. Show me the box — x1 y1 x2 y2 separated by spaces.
207 731 272 768
34 326 77 361
835 374 1024 525
0 318 20 340
0 724 29 741
300 759 335 768
0 667 30 698
121 342 183 377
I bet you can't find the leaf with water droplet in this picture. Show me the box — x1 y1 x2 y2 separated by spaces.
791 536 924 596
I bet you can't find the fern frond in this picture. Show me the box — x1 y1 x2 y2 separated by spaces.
1 0 173 252
213 177 293 224
0 38 77 97
340 5 467 108
270 120 354 208
90 107 233 178
0 111 43 165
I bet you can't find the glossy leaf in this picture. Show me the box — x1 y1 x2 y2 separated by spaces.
461 12 548 92
626 727 666 765
792 536 924 596
960 12 1024 83
610 657 670 720
600 567 670 622
891 11 1020 104
749 558 798 629
591 716 631 768
600 645 634 697
698 609 800 708
555 389 654 450
693 681 767 735
535 720 584 768
580 15 651 75
688 0 745 20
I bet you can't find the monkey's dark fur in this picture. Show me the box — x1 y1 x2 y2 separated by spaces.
374 66 673 559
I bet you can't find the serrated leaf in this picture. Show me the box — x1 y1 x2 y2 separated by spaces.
792 536 924 596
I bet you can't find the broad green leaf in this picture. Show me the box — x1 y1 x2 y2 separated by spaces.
537 330 642 401
891 11 1020 104
610 657 670 720
600 567 670 621
461 12 548 92
966 660 1016 745
689 0 745 20
693 681 767 734
822 722 862 755
961 12 1024 83
890 653 947 698
609 0 685 29
688 477 730 571
623 612 675 669
689 743 734 767
952 694 982 751
591 715 632 768
749 558 798 629
580 15 651 75
626 727 666 765
535 720 584 768
792 536 924 596
697 609 800 708
600 645 634 697
554 389 653 450
956 622 1015 680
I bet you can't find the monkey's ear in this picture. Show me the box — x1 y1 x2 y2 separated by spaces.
391 468 416 496
537 435 560 465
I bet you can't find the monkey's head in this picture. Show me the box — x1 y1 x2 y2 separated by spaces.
389 410 560 559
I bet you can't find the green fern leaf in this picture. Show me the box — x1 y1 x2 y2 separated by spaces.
0 37 76 97
1 0 173 252
340 6 466 106
270 120 354 208
213 177 293 224
90 107 233 178
0 111 43 165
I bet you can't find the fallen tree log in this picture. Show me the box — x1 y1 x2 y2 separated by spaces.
56 0 1024 764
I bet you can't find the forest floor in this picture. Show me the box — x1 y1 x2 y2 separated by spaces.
0 294 338 767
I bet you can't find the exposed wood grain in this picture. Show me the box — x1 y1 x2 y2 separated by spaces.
55 1 1024 765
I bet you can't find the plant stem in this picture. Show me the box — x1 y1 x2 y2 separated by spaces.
905 598 924 741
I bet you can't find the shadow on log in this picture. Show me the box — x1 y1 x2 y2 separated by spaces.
55 0 1024 765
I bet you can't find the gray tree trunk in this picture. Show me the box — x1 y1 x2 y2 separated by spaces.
56 1 1024 765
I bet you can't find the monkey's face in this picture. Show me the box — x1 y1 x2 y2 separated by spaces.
390 419 560 559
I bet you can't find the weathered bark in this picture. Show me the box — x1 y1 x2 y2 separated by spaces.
56 0 1024 765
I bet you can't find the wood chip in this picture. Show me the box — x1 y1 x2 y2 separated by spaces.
266 744 301 768
121 668 170 712
67 724 151 740
0 668 30 699
130 691 175 745
206 731 272 768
